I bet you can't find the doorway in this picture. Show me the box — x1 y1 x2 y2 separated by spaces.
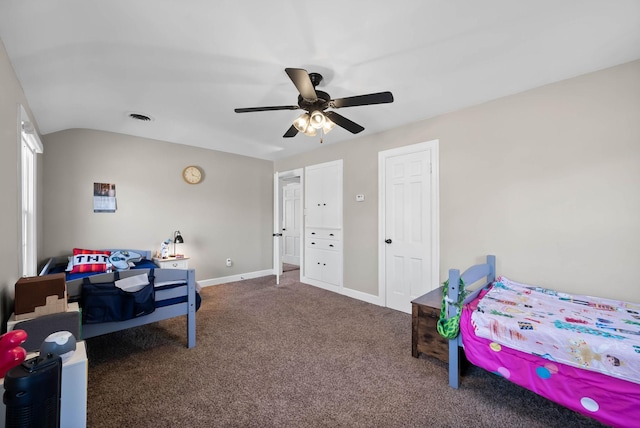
273 169 303 284
378 140 439 313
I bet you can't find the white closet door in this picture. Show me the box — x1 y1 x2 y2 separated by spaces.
303 160 343 291
321 162 342 229
305 167 324 227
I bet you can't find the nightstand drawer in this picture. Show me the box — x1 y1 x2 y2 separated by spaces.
153 257 189 269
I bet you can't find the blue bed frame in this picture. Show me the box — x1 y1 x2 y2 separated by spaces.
40 249 196 348
447 254 496 388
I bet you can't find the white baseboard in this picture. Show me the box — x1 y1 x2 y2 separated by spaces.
299 276 341 293
341 287 384 306
198 270 384 309
300 276 384 307
197 269 273 287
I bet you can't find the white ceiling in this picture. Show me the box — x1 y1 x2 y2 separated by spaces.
1 1 639 161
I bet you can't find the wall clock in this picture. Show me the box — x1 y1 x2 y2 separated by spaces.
182 165 203 184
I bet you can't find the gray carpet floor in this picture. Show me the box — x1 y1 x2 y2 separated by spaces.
85 269 607 427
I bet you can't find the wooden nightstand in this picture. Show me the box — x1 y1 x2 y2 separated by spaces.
153 257 189 269
411 286 468 364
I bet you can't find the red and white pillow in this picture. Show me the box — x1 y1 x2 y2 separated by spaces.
69 248 111 274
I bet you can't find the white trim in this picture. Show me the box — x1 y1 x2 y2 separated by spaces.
20 106 43 154
299 276 341 293
300 275 384 305
201 269 384 307
341 287 384 306
197 269 274 287
19 105 43 277
378 140 440 308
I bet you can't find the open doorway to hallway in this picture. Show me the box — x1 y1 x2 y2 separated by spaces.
274 169 303 284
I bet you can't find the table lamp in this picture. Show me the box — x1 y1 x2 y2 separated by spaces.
172 230 184 257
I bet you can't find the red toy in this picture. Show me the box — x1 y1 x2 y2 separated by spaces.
0 330 27 378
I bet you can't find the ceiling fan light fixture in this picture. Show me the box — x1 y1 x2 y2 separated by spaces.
309 110 326 129
234 68 394 138
322 118 335 134
303 125 317 136
293 113 310 132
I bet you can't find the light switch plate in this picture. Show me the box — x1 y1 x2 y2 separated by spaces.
356 194 365 202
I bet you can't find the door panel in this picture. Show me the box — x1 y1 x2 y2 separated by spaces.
305 168 324 227
282 183 301 265
383 146 434 313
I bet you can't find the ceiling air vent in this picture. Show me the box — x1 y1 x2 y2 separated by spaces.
129 113 153 121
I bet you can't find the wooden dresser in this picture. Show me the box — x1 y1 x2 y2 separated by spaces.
411 286 450 363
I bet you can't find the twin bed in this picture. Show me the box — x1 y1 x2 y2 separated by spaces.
446 255 639 428
39 249 197 348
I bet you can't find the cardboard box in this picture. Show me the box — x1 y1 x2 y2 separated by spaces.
14 273 68 321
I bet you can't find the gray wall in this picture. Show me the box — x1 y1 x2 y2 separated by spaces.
275 60 640 302
0 40 42 326
42 129 273 281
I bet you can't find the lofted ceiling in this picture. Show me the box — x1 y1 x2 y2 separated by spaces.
1 1 639 161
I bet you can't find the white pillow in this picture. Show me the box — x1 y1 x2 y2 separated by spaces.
65 256 74 272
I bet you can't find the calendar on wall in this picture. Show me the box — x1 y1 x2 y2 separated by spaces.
93 182 117 213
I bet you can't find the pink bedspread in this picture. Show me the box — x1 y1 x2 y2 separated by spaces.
462 288 640 428
471 276 640 384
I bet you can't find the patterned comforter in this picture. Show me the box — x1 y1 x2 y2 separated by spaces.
470 276 640 384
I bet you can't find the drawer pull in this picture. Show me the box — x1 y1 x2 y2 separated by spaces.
329 244 334 247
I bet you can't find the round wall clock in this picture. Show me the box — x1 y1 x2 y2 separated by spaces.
182 165 203 184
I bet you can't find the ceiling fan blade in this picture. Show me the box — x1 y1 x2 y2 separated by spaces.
324 111 365 134
283 125 298 138
234 105 299 113
330 91 394 108
285 68 318 101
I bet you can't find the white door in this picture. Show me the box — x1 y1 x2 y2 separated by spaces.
273 172 282 284
273 169 304 284
304 167 324 227
379 141 439 313
282 182 301 265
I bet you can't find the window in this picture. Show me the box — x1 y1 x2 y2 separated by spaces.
20 105 43 277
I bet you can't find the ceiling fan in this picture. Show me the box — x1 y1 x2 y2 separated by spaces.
234 68 394 138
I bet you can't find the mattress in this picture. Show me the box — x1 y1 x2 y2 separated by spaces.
470 276 640 383
48 259 159 282
462 286 640 428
